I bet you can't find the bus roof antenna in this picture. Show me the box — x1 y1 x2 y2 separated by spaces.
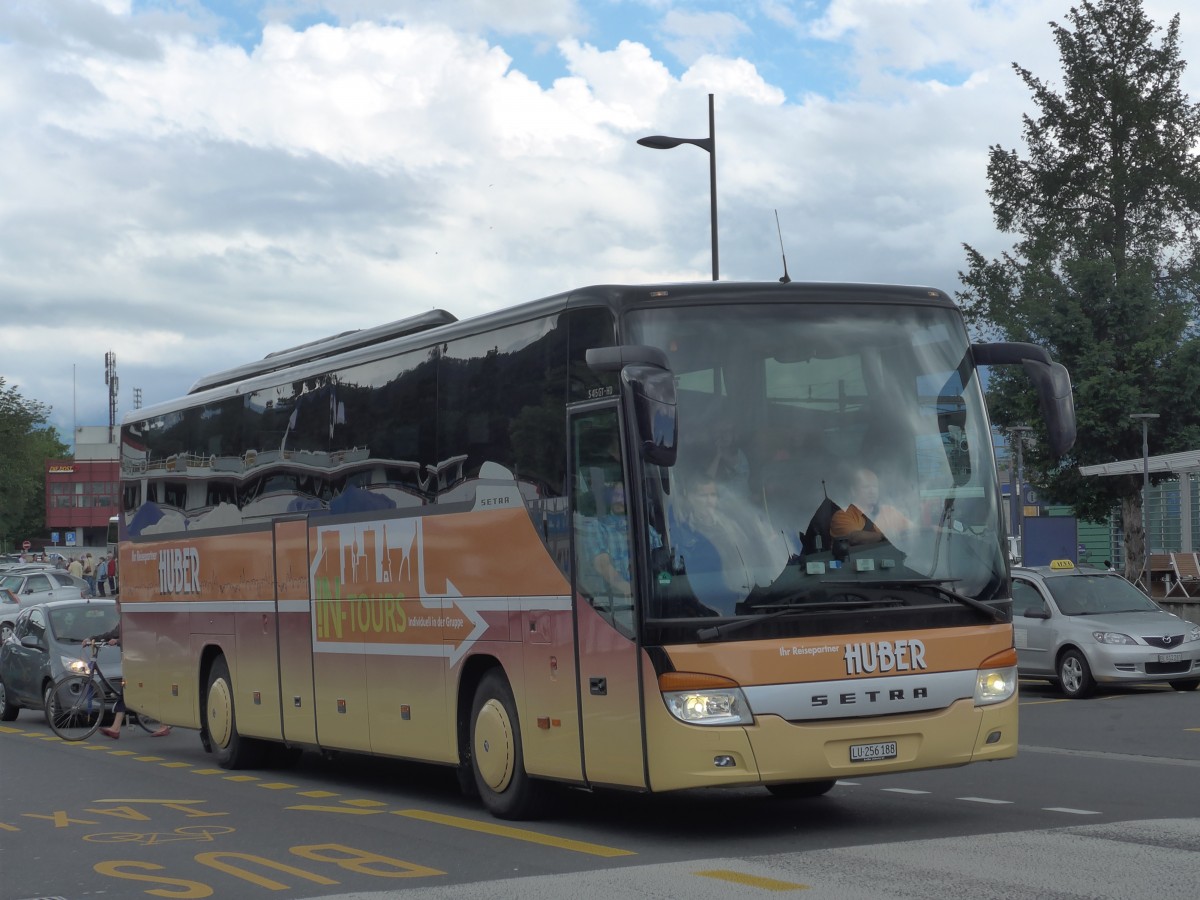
774 209 791 284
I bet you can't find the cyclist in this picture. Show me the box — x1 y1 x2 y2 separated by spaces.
86 610 171 740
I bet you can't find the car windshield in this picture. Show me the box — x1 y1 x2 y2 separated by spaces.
1044 574 1161 616
626 300 1008 622
49 606 119 643
0 575 20 590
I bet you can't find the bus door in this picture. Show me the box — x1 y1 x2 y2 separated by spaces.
569 405 647 789
273 517 317 745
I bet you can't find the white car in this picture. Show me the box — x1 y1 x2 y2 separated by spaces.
1011 560 1200 698
0 570 87 608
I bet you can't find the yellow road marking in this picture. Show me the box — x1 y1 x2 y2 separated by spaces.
257 782 297 790
0 725 22 733
695 869 810 891
134 756 164 762
296 790 337 798
288 804 384 814
224 775 260 782
396 809 635 857
160 762 192 768
192 768 226 775
341 799 388 808
108 750 139 756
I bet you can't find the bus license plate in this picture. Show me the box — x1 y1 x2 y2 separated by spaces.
850 741 897 762
1158 652 1183 663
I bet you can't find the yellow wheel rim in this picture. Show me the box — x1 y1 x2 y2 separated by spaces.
473 698 514 793
207 677 233 749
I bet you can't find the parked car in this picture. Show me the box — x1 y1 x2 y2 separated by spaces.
1011 560 1200 698
0 569 87 607
0 598 122 722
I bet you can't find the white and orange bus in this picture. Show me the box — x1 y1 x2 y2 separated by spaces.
117 282 1075 818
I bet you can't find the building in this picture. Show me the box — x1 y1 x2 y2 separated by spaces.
43 425 119 554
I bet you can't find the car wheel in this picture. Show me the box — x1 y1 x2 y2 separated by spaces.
1057 649 1095 699
1168 678 1199 692
0 621 13 643
0 677 19 721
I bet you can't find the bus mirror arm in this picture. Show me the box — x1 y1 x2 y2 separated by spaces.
586 345 670 372
971 342 1077 459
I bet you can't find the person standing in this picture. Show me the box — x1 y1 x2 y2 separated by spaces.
107 556 118 595
96 557 109 597
68 555 84 580
82 553 97 597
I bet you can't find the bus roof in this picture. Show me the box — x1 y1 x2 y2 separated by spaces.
131 280 954 424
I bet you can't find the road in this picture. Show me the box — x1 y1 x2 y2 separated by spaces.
1 680 1196 899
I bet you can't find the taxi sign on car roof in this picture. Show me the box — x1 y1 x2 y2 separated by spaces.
1048 559 1075 570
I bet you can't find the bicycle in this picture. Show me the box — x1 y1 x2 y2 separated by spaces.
45 640 165 741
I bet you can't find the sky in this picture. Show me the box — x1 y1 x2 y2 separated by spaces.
1 0 1197 442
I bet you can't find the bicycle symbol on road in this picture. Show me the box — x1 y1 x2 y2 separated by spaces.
84 825 236 845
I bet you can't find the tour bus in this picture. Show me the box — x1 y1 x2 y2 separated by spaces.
117 281 1075 818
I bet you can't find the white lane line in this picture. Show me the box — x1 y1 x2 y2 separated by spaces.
881 788 930 794
957 797 1013 804
1043 807 1101 815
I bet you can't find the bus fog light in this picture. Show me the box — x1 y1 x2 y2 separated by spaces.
714 755 736 767
662 688 752 726
974 666 1017 705
986 730 1002 744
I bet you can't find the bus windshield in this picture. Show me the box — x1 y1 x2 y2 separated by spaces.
626 301 1006 623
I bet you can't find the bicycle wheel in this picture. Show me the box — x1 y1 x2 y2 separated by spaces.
46 674 107 741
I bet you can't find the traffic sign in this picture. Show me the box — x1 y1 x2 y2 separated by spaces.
22 540 31 551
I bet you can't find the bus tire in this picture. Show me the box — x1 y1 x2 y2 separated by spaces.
205 656 265 769
766 779 836 799
470 670 544 820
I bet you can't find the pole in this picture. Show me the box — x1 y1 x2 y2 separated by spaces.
1141 419 1150 588
707 93 718 281
1009 426 1032 563
1129 413 1159 590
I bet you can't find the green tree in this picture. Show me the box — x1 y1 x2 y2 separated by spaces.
958 0 1200 581
0 378 70 552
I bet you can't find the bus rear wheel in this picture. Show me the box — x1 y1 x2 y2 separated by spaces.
766 779 836 799
206 656 265 769
470 670 544 820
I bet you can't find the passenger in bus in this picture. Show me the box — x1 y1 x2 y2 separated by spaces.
585 484 660 598
830 467 914 546
668 474 744 613
701 420 749 491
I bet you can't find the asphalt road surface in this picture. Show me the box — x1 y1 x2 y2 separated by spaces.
1 680 1196 899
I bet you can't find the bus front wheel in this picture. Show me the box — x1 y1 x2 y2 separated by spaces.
206 656 265 769
469 670 544 820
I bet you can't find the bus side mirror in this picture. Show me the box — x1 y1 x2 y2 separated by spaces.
586 346 678 468
624 366 678 468
972 342 1077 458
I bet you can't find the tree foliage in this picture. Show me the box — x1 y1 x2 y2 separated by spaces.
0 378 70 551
958 0 1200 578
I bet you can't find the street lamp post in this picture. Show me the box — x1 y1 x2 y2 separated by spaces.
1130 412 1160 589
638 93 719 281
1009 426 1033 562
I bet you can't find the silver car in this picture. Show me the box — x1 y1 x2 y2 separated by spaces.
1012 561 1200 698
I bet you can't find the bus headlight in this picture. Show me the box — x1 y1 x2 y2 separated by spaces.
659 672 753 726
974 648 1018 705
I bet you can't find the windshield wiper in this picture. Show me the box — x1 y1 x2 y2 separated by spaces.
696 597 905 642
820 577 1006 622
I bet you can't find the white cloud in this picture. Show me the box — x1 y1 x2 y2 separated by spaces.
0 0 1195 435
